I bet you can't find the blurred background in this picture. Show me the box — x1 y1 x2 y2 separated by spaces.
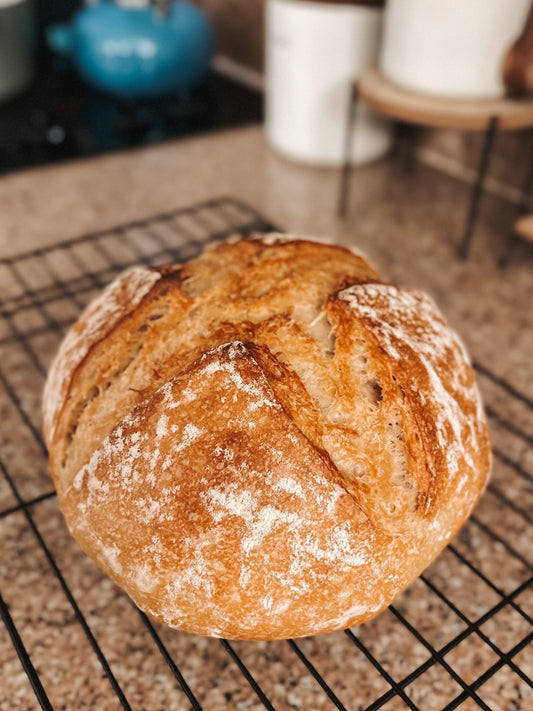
0 0 265 173
1 0 533 210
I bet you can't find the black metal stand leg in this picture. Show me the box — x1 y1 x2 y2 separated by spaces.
458 116 498 260
394 121 420 175
337 82 359 219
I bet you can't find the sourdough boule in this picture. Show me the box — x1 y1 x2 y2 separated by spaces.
43 234 491 640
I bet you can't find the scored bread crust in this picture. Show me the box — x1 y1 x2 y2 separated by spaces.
43 234 491 640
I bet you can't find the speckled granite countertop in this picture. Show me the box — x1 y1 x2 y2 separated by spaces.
1 125 532 710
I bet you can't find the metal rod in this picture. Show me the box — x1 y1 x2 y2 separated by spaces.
219 639 276 711
0 592 54 711
287 639 348 710
138 609 204 711
458 116 498 259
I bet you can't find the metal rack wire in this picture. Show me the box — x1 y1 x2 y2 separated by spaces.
0 196 531 710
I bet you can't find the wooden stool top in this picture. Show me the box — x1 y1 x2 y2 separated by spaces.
513 213 533 243
358 67 533 131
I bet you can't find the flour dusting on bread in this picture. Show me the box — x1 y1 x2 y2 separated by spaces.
43 266 161 442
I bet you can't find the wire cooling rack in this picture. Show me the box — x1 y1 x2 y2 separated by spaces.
0 196 532 711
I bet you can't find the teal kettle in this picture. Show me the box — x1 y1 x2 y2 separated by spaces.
46 0 214 99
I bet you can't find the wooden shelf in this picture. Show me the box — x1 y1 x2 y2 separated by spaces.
358 67 533 131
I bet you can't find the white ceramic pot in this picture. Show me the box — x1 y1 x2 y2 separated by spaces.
379 0 531 99
265 0 393 166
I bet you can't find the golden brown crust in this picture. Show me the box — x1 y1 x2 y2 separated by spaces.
43 234 491 640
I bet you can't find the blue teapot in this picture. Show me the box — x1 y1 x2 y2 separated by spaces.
47 0 214 99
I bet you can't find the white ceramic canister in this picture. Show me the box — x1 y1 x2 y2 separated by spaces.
0 0 35 103
379 0 532 99
265 0 393 166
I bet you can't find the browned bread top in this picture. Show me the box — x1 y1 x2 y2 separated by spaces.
43 235 491 640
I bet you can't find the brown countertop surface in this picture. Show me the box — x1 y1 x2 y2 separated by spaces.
1 124 532 710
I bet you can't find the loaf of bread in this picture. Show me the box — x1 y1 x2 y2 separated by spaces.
43 234 491 640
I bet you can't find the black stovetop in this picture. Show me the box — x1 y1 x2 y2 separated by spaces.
0 55 263 174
